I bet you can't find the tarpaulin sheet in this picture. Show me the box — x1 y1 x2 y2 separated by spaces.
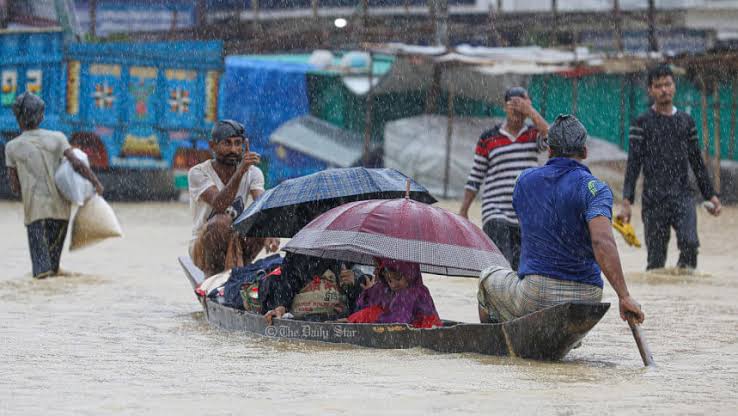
219 56 313 154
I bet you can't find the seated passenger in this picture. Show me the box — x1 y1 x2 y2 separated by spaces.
348 259 442 328
477 115 644 324
188 119 279 277
262 253 366 323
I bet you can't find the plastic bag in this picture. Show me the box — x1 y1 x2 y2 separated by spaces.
54 148 94 206
70 195 123 251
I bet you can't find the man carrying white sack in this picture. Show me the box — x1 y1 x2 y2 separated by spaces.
5 92 103 279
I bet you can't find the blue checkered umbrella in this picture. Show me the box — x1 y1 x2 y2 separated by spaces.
233 168 437 238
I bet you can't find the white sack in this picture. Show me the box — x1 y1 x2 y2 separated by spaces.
70 195 123 251
55 148 94 206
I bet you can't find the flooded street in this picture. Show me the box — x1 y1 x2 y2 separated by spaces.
1 199 737 415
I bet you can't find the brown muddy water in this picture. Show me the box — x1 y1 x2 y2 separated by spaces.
1 200 737 415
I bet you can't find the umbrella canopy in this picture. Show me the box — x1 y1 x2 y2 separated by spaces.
233 167 437 238
283 198 509 277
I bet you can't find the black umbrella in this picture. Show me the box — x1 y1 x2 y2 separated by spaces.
233 167 437 238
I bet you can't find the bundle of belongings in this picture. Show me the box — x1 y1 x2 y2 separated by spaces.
195 253 373 321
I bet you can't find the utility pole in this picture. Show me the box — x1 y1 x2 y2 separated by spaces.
647 0 658 52
613 0 623 52
552 0 559 46
430 0 449 47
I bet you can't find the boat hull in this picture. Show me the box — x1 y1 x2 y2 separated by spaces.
180 256 610 360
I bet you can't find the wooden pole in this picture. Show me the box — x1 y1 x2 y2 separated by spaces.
627 315 655 367
425 63 441 114
613 0 623 52
713 87 722 192
552 0 559 46
89 0 97 37
541 74 549 120
647 0 658 52
699 75 711 166
572 75 579 116
311 0 319 20
253 0 260 24
619 75 626 147
363 53 374 167
730 78 737 160
443 84 455 199
488 3 502 46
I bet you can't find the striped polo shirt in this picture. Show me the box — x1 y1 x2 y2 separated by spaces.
465 123 545 226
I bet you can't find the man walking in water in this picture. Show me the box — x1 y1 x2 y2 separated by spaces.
477 115 644 325
5 92 104 279
459 87 549 270
188 119 279 277
618 65 721 270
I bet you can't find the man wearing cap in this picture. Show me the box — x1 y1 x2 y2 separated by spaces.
188 119 279 277
477 115 644 325
459 86 549 270
5 92 104 279
618 64 721 271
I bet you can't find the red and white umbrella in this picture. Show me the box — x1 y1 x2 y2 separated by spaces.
283 198 509 277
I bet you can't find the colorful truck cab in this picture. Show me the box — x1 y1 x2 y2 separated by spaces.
0 30 66 196
63 40 222 197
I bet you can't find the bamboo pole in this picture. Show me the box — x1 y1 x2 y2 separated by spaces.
444 84 455 199
89 0 97 37
572 75 579 116
311 0 319 20
551 0 559 46
730 78 737 160
647 0 658 52
363 53 374 167
713 87 721 192
619 75 626 147
613 0 623 52
699 75 711 166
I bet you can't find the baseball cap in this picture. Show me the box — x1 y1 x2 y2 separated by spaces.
211 119 245 142
504 86 528 102
547 114 588 153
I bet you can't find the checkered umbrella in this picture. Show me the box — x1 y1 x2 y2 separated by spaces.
233 168 436 238
283 198 510 277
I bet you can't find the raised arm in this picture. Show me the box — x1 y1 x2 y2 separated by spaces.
199 154 259 214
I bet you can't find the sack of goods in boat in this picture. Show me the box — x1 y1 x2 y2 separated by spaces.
55 148 95 206
223 254 283 310
70 195 123 251
239 267 281 312
290 269 348 319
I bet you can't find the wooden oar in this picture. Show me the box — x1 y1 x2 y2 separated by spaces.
626 313 655 367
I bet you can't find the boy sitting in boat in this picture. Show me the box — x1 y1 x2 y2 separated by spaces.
477 115 645 325
346 258 442 328
188 120 279 277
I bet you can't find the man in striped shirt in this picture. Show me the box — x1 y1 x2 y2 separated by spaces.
459 87 549 270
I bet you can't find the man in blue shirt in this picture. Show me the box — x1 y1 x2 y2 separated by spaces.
477 115 644 325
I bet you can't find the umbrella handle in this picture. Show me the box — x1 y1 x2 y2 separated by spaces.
405 178 410 199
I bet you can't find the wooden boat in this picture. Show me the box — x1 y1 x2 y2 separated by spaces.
179 256 610 360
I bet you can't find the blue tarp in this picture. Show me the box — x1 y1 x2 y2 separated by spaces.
218 56 314 185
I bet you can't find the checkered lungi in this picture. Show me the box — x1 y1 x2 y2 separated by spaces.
477 266 603 323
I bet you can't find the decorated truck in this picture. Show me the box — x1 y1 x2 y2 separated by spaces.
0 29 222 199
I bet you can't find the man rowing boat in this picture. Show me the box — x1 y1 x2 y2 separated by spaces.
477 115 644 325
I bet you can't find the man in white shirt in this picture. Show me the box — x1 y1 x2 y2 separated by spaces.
188 119 279 277
5 92 103 279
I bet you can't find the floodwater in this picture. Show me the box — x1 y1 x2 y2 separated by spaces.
1 200 737 415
